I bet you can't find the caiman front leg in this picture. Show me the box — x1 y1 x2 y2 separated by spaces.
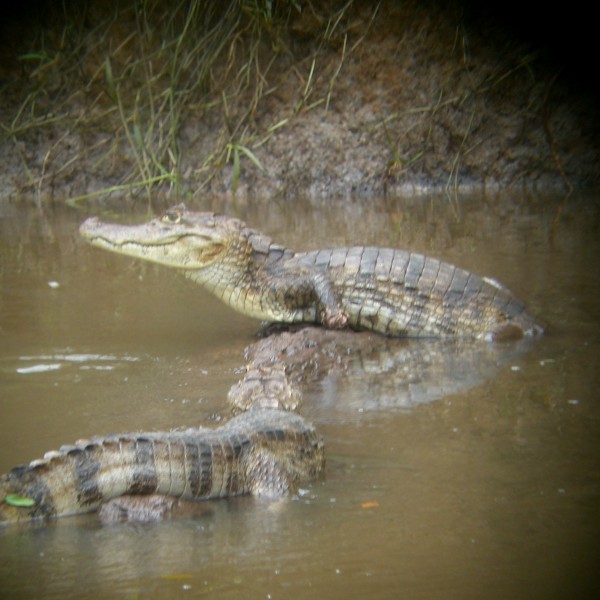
265 265 348 329
310 272 348 329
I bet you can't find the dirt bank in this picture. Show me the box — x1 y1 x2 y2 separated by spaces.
1 1 598 202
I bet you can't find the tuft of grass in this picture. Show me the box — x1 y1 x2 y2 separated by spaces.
226 142 266 195
3 0 557 200
2 0 331 202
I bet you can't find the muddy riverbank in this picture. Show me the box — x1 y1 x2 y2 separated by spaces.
1 1 599 203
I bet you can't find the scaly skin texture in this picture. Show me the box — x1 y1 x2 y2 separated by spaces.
80 205 544 340
0 409 324 524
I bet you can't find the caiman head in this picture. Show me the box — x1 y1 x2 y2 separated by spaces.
79 205 250 270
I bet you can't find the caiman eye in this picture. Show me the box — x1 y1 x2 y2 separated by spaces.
162 209 182 224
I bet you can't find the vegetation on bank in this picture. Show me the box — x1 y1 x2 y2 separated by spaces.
0 0 597 203
3 1 303 200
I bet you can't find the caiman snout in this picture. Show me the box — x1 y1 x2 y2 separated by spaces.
79 217 102 237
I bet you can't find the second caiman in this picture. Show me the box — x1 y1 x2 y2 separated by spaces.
0 409 324 523
80 205 544 340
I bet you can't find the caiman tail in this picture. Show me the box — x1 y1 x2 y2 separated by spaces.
0 410 324 524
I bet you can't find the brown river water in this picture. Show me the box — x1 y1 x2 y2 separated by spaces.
0 194 599 599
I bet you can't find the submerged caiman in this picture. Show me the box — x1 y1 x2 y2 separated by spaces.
80 205 544 340
0 409 324 524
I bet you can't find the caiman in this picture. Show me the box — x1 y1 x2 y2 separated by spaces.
0 409 324 524
79 204 544 340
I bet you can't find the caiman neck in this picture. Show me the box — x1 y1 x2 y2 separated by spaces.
186 235 255 289
80 206 305 323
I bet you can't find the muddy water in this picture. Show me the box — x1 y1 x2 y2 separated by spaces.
1 194 599 599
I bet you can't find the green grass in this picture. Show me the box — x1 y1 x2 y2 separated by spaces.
2 0 575 202
2 0 338 202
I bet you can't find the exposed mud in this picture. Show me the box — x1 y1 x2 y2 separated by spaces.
1 1 598 203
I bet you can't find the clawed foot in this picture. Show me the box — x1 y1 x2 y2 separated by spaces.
321 308 348 330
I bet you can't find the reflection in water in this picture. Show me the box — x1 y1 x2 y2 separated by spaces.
308 337 534 416
237 327 535 418
1 195 600 598
14 353 141 373
0 497 327 598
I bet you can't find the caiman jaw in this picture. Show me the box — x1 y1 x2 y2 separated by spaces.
79 212 227 270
